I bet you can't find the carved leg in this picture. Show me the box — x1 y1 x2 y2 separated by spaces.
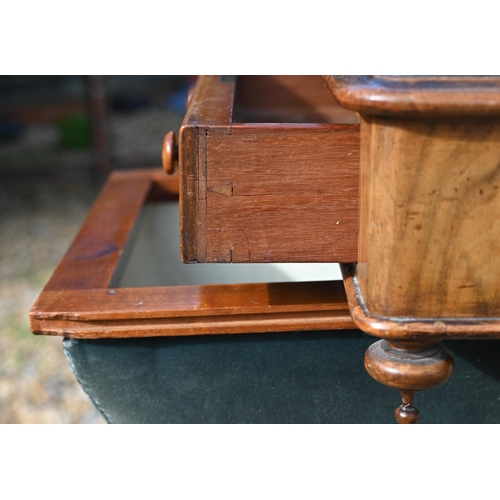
364 339 454 424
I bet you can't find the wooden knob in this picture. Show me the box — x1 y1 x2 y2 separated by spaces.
162 131 178 175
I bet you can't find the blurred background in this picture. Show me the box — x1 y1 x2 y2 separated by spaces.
0 75 191 423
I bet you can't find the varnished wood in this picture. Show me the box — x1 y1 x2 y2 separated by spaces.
202 123 359 263
180 76 236 262
324 76 500 117
30 168 356 339
364 339 454 392
395 391 419 424
31 281 349 321
341 263 500 339
162 131 178 175
183 75 235 128
185 84 195 109
364 339 454 424
31 310 355 339
44 168 178 291
330 78 500 324
328 77 500 321
358 117 500 318
180 75 360 264
343 262 455 422
330 76 500 423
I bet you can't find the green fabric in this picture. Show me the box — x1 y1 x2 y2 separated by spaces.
63 331 500 424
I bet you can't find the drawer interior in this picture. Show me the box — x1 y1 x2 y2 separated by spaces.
232 76 359 124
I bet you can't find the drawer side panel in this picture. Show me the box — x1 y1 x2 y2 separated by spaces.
203 124 359 263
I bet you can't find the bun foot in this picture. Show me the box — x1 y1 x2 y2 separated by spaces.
365 339 454 424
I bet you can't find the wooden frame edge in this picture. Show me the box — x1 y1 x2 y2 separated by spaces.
29 168 356 339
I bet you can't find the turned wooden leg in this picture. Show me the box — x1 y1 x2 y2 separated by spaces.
364 339 454 424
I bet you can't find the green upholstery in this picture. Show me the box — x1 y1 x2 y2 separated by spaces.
63 330 500 424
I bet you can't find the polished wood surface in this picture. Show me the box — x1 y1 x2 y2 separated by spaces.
180 75 360 264
32 281 350 321
341 263 500 339
44 169 176 291
30 168 356 339
162 131 178 175
324 76 500 116
329 76 500 422
358 117 500 318
31 309 354 339
34 76 500 423
364 339 453 424
328 76 500 320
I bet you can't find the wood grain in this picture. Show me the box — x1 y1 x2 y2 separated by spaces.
324 76 500 117
30 283 355 338
180 75 360 264
341 263 500 339
358 117 500 318
328 75 500 422
31 310 355 339
30 168 356 339
31 281 349 321
329 76 500 320
183 75 234 129
204 124 359 262
44 169 177 291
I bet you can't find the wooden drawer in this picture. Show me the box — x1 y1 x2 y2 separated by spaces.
179 76 360 264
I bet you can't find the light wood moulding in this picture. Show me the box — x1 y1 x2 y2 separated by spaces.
341 263 500 340
179 76 360 264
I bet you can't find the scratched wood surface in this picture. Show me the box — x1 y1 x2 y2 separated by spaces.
179 76 235 262
30 168 356 338
328 76 500 320
341 263 500 339
31 310 355 339
30 281 355 339
327 76 500 423
179 75 360 264
32 280 349 320
357 116 500 318
204 124 359 262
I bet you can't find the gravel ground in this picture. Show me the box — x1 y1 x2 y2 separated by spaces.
0 180 104 423
0 106 184 424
